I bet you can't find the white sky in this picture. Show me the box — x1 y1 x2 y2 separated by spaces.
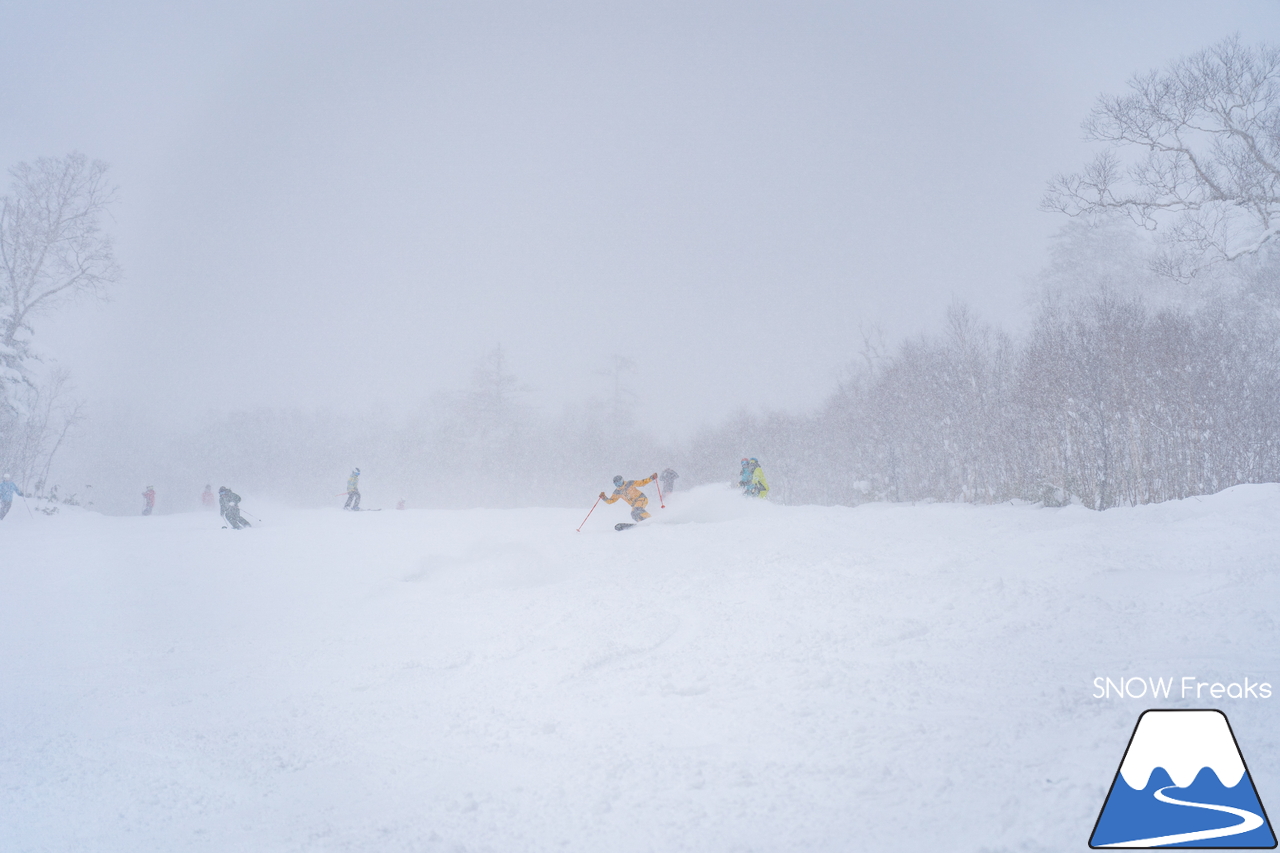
3 1 1277 437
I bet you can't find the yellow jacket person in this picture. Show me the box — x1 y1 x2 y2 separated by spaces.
600 473 659 523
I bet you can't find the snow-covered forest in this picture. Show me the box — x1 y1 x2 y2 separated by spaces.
49 258 1280 514
5 35 1277 515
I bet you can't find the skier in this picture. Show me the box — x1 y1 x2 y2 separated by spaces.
218 486 251 529
738 458 753 494
659 467 679 496
0 474 23 520
142 486 156 516
601 472 659 526
201 484 215 510
747 458 769 499
344 468 361 511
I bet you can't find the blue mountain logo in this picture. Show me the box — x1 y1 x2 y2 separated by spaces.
1091 709 1276 848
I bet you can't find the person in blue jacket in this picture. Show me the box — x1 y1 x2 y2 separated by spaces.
0 474 24 520
344 468 361 511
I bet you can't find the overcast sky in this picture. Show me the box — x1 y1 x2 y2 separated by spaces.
3 1 1277 436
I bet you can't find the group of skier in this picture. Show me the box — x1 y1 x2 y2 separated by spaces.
119 482 251 528
4 457 766 530
589 458 767 532
122 466 364 528
130 466 363 527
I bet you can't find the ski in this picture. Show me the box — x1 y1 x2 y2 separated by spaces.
615 522 635 531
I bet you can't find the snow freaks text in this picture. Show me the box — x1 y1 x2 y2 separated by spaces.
1093 677 1272 700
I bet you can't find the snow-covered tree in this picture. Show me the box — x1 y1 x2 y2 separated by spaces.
1 154 118 399
1044 36 1280 281
0 153 118 483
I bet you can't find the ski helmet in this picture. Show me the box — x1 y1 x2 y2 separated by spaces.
354 468 360 474
613 475 624 486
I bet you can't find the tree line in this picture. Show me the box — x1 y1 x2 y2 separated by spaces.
74 260 1276 515
679 279 1280 509
11 36 1280 512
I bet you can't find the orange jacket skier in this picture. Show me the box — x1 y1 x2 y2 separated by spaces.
600 473 659 523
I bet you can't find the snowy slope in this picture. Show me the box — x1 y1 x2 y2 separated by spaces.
3 484 1280 852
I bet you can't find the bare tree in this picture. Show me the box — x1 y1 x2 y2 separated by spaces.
0 153 117 491
0 367 84 490
0 153 119 407
597 354 638 422
464 344 526 425
1044 36 1280 280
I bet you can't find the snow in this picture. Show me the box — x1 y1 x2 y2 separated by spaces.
1119 710 1245 789
4 484 1280 851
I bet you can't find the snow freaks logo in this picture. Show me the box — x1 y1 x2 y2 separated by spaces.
1089 710 1277 848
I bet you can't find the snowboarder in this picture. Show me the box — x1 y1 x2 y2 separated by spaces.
344 468 361 511
746 458 769 498
201 484 215 510
659 468 679 496
218 486 251 529
601 473 659 526
142 486 156 516
0 474 23 520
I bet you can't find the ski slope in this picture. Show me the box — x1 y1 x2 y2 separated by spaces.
3 484 1279 852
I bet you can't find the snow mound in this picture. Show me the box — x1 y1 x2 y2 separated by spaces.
5 488 1280 851
404 540 566 592
0 500 104 527
648 481 774 525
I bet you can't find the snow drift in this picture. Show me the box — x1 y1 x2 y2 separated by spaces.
4 485 1280 851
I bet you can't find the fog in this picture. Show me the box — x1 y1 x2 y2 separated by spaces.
2 1 1277 513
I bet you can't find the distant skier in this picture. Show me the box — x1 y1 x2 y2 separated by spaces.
738 458 753 494
218 486 251 529
344 468 361 511
746 458 769 499
659 468 679 496
201 484 215 510
396 498 406 510
601 473 659 525
142 486 156 516
0 474 23 520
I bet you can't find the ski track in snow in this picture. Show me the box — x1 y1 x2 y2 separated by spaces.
2 484 1280 852
1101 785 1264 847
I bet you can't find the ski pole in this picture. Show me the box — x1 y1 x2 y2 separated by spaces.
655 479 665 509
21 494 34 519
576 495 602 532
